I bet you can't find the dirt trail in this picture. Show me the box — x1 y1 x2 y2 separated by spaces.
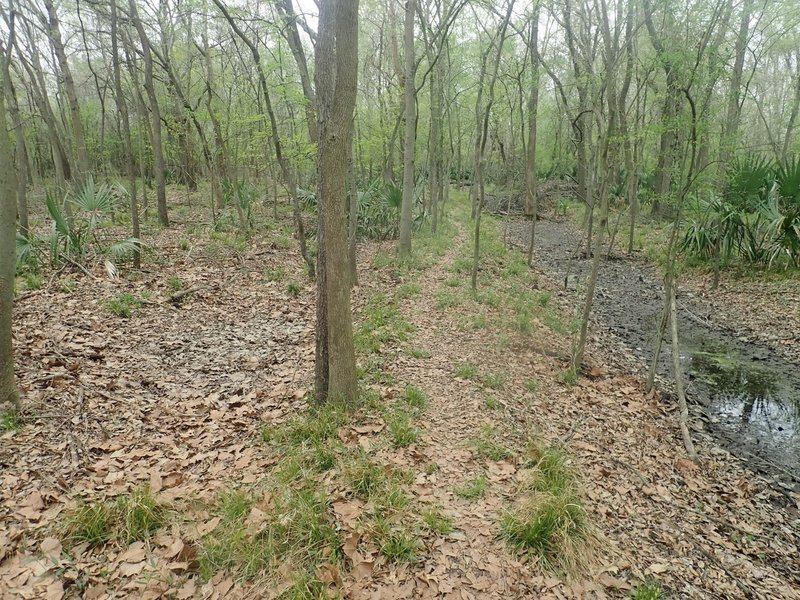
356 220 800 599
505 217 800 491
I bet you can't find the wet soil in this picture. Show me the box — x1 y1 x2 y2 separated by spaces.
507 217 800 491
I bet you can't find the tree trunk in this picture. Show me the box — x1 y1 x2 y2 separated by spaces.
276 0 318 144
129 0 169 227
315 0 360 404
43 0 91 182
0 67 19 413
1 65 28 237
398 0 416 257
110 1 141 268
525 6 540 266
471 1 515 291
213 0 314 275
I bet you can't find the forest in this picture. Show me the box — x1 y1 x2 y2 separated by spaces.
1 0 799 598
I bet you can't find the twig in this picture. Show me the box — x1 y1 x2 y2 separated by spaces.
168 286 205 304
695 544 756 599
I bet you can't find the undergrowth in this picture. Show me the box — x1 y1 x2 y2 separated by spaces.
500 441 590 575
61 487 167 547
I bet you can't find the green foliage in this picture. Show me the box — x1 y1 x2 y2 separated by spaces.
46 178 140 268
103 293 142 318
62 487 167 547
166 276 185 294
454 362 479 380
683 155 800 269
287 281 302 297
631 581 663 600
387 410 420 447
454 474 488 499
420 506 454 535
300 180 423 240
470 425 512 461
199 484 341 584
1 407 22 432
501 441 587 573
403 385 428 409
265 266 288 282
114 487 168 543
354 294 415 355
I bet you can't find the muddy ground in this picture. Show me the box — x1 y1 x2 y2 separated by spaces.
506 217 800 492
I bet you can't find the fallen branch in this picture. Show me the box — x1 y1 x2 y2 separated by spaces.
168 286 204 304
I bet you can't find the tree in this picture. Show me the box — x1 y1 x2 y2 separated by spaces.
314 0 360 404
0 46 19 414
109 0 141 268
129 0 170 227
398 0 416 257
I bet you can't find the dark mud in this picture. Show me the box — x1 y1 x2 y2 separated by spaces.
507 218 800 491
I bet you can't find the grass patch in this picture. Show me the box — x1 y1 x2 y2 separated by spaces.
421 506 454 535
354 293 415 355
23 272 43 290
560 368 578 386
526 378 539 394
434 289 465 310
485 396 499 410
199 483 341 584
286 280 301 297
483 371 506 390
386 411 420 448
500 441 589 574
261 403 348 447
103 292 142 318
264 266 288 282
166 276 185 294
395 281 421 300
61 487 167 547
454 362 479 380
405 347 432 359
1 407 22 432
403 385 428 409
60 279 77 294
454 474 488 500
470 425 512 461
631 581 663 600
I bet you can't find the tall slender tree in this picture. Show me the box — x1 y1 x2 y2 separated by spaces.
314 0 360 403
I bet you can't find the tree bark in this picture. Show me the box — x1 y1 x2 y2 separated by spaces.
0 63 19 413
1 61 28 237
129 0 169 227
398 0 416 257
315 0 360 404
110 0 141 268
525 5 540 266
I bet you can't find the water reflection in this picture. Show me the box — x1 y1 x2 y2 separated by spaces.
687 340 799 448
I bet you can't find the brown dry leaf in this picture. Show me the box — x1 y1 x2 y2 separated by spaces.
39 538 62 564
196 516 221 536
45 579 64 600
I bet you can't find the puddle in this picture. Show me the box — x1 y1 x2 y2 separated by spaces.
687 339 800 463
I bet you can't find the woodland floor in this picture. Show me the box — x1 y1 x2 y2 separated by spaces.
1 191 799 599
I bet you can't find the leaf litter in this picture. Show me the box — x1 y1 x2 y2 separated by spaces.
1 204 798 599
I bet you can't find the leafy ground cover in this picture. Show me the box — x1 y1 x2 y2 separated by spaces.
1 190 798 599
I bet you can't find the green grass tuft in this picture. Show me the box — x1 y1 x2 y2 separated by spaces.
386 411 420 448
631 580 663 600
403 385 428 409
62 487 167 547
103 293 142 318
454 362 479 380
421 507 454 535
454 474 488 500
470 425 512 461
